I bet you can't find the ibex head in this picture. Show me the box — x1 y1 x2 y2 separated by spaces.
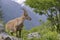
23 8 32 21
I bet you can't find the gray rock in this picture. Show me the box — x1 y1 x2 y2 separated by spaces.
28 32 41 39
4 37 11 40
0 32 22 40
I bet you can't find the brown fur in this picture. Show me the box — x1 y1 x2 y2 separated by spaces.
6 16 24 32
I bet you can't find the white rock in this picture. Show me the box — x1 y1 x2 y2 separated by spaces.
28 32 41 39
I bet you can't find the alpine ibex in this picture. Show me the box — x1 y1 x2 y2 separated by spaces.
5 8 31 38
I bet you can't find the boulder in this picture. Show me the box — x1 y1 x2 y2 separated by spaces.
0 32 22 40
28 32 41 39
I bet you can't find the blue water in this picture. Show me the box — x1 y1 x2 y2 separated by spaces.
1 0 47 30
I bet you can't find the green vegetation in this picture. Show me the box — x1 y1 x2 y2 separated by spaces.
21 21 59 40
25 0 60 32
25 0 60 12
